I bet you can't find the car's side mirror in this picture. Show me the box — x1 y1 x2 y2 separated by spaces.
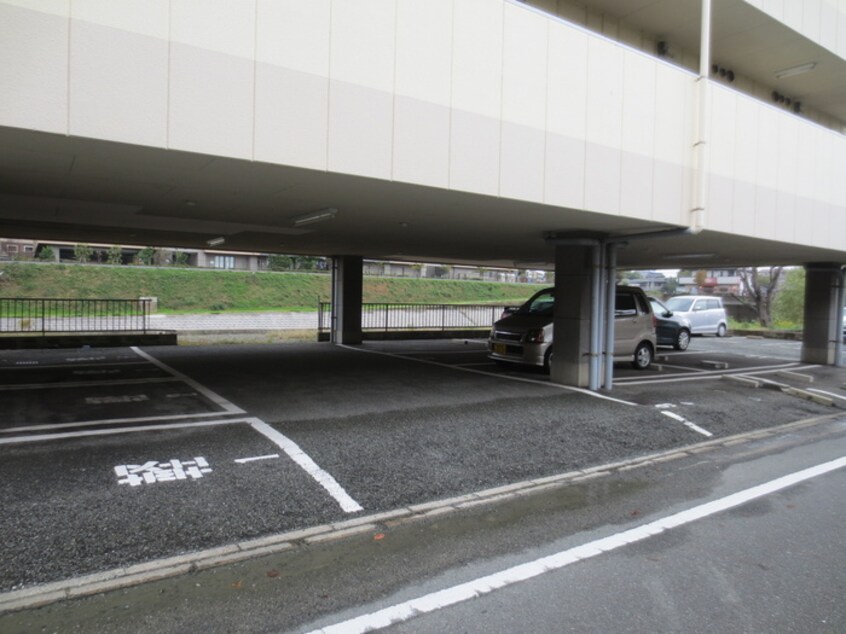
663 310 672 318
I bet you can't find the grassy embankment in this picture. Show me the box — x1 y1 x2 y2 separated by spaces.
0 262 541 313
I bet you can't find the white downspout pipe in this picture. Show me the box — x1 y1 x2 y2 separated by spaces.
603 243 618 390
691 0 711 234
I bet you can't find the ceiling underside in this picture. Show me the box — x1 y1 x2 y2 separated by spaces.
1 127 844 271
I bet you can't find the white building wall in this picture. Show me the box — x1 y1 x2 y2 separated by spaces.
1 0 844 252
745 0 846 59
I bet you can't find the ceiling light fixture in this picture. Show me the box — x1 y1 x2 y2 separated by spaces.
774 62 816 79
292 207 338 227
206 236 225 247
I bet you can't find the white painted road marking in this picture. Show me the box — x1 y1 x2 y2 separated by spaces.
305 456 846 634
0 377 179 391
234 453 280 464
248 419 363 514
339 344 638 407
808 388 846 402
129 347 245 414
661 410 713 437
616 363 819 386
116 457 212 486
0 411 236 435
0 418 244 445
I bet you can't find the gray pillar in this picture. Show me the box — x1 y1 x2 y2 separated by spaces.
550 245 593 387
801 264 842 365
331 255 363 345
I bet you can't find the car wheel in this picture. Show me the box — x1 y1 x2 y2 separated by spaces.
716 323 727 337
674 328 691 351
632 342 653 370
543 348 553 372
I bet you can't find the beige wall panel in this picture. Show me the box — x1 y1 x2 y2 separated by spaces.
69 20 168 147
328 81 393 179
169 44 254 160
0 1 69 133
450 110 501 196
255 0 330 169
545 133 586 209
500 3 547 202
620 51 656 220
452 0 502 120
393 96 450 187
255 65 329 170
501 123 546 203
393 0 452 187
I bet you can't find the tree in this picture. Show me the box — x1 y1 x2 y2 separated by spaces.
735 266 784 327
693 270 708 291
73 243 93 263
106 245 123 265
38 246 55 262
772 268 805 326
134 247 156 266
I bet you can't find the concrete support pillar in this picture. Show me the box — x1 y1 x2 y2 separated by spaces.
550 245 593 387
331 255 363 345
801 264 843 365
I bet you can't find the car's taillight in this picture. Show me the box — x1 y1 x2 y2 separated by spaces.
651 312 657 329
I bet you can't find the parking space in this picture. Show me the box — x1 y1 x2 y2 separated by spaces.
1 336 843 595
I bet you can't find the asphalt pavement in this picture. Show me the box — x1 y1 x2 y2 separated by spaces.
0 335 844 618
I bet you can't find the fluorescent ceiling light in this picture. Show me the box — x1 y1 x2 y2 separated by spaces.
206 236 225 247
293 208 338 227
774 62 816 79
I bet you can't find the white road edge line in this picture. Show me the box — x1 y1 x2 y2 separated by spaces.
338 344 638 407
306 455 846 634
247 418 363 514
234 453 280 464
661 410 713 437
130 346 245 414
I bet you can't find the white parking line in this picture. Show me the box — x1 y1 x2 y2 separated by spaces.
0 418 245 445
0 361 150 371
616 363 816 386
0 377 180 391
0 412 234 435
808 388 846 402
305 456 846 634
234 453 280 464
248 419 363 513
661 410 713 437
339 344 638 407
130 347 245 414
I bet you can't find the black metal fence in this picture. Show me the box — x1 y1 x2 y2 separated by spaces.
0 298 150 334
318 302 509 333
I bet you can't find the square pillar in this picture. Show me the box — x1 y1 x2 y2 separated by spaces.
550 245 593 387
331 255 363 345
801 264 842 365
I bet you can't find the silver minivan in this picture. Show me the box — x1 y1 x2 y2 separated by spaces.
488 286 657 370
664 295 728 337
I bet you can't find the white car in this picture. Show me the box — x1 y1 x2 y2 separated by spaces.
664 295 728 337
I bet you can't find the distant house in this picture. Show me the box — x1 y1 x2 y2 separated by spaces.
626 271 667 292
0 238 36 260
677 270 741 295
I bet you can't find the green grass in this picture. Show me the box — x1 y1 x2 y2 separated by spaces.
0 262 541 313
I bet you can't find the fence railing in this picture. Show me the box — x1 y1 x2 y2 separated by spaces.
0 298 150 335
318 302 509 333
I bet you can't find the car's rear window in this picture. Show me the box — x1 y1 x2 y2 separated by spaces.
666 297 693 312
519 291 555 316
